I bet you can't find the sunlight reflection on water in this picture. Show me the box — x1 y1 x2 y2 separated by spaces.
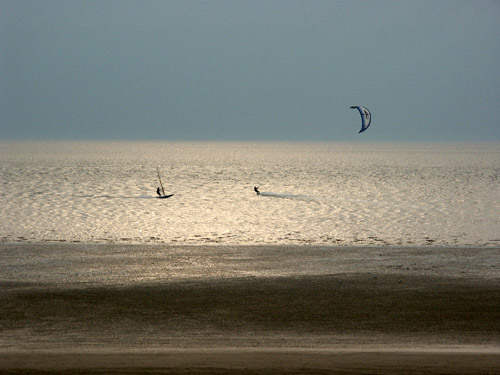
1 141 499 247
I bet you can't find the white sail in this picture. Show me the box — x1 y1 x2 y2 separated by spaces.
157 167 166 196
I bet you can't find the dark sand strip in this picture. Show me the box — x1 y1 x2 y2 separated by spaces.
2 274 499 340
1 350 500 374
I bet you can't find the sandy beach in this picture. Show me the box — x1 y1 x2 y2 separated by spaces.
1 244 500 373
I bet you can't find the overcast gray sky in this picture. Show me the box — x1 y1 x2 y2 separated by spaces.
1 0 499 141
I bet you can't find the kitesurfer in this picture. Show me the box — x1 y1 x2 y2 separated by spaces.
156 187 162 197
254 186 260 195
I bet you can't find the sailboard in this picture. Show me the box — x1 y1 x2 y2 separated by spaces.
350 105 372 133
156 167 174 199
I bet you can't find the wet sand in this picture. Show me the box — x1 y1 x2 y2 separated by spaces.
2 349 500 374
1 245 500 373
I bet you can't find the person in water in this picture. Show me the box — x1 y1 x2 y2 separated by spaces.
254 186 260 195
156 187 162 197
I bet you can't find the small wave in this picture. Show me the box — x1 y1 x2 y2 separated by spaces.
74 194 157 199
259 192 318 203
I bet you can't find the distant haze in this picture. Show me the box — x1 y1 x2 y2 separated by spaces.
2 0 499 141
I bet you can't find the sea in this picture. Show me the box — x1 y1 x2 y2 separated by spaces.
1 141 499 248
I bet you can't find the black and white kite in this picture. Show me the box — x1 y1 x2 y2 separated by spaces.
350 105 372 134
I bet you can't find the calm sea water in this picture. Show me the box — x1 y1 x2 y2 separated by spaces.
1 141 499 247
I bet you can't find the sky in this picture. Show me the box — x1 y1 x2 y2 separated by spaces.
1 0 499 142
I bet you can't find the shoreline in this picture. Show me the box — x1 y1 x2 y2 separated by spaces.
2 240 500 248
1 243 499 286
